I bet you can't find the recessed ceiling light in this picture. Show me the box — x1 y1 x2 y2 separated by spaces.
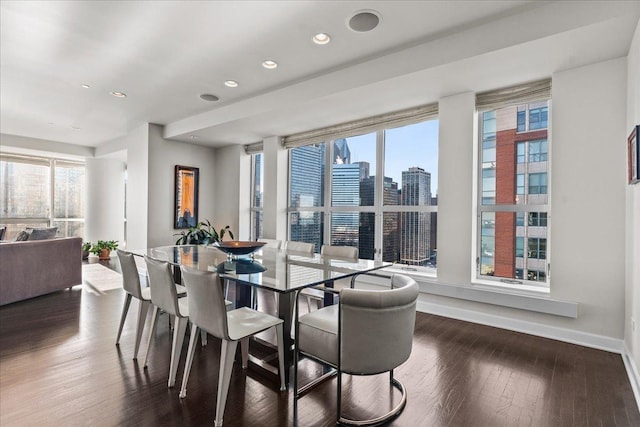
81 84 90 89
347 10 381 32
110 91 127 98
189 135 199 139
313 33 331 45
224 80 239 88
71 126 81 130
200 94 220 102
262 60 278 69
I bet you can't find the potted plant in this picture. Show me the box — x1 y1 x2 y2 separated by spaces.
174 220 234 245
82 241 92 260
90 240 119 260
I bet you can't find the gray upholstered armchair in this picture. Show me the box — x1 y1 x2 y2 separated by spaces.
294 273 419 426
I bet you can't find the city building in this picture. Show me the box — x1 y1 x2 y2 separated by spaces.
400 167 432 265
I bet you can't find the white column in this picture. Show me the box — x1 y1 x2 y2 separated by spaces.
85 158 126 244
262 136 288 241
436 92 475 285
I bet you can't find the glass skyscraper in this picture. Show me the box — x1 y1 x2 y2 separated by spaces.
400 167 432 265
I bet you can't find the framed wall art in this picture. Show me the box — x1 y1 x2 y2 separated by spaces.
628 125 639 185
175 165 199 228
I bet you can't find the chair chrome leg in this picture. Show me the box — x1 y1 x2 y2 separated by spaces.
337 374 408 426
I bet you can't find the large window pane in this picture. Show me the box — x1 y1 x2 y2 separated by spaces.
53 220 84 238
251 210 263 240
54 162 85 218
253 153 263 209
384 121 437 207
250 153 263 240
289 211 323 252
478 99 550 287
330 212 374 259
1 159 50 218
332 134 375 207
1 155 85 240
288 117 438 273
290 144 325 208
382 212 437 267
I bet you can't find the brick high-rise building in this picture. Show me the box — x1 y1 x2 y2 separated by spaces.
481 101 549 282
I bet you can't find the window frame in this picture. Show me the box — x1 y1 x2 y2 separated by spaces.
249 152 263 240
475 99 551 290
0 154 86 239
287 119 438 276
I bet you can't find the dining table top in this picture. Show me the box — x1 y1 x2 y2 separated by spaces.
133 244 391 294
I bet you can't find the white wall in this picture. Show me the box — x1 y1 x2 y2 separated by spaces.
437 92 475 285
625 19 640 375
550 58 627 336
147 124 217 248
262 136 289 241
103 123 150 251
390 58 629 346
213 144 248 241
85 158 125 243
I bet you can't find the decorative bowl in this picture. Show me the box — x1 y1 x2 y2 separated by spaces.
215 240 266 256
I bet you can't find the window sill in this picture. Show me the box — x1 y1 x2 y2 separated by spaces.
357 269 577 318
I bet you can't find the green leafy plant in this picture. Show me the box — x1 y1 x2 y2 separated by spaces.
174 220 234 245
89 240 119 255
82 241 92 252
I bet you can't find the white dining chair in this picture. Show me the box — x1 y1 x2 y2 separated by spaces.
115 250 152 359
321 244 359 259
115 250 186 358
143 256 190 388
259 238 282 249
302 245 359 311
284 240 315 254
294 274 419 425
178 266 286 427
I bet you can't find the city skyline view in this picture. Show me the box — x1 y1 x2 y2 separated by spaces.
288 118 439 266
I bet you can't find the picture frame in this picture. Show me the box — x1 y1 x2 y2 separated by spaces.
629 125 640 185
174 165 199 229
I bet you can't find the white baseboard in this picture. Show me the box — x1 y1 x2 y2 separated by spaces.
623 343 640 413
415 301 640 410
416 300 623 353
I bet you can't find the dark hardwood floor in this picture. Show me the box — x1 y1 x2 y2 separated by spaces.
1 276 638 426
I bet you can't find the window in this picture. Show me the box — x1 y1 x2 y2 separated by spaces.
289 144 326 251
250 153 263 240
515 102 548 132
288 115 438 272
528 212 547 227
517 107 526 132
529 106 548 130
516 142 526 163
0 154 85 239
528 139 548 162
527 238 546 259
476 79 550 287
515 237 524 257
528 173 547 195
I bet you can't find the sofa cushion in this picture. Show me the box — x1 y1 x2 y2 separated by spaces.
27 227 58 240
15 230 31 241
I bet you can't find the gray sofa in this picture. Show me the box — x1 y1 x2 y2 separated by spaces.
0 237 82 306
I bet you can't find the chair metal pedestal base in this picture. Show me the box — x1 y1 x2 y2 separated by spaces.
337 376 407 427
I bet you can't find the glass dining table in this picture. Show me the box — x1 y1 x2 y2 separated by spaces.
134 244 391 374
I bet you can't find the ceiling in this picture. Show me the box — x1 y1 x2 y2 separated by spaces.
1 1 639 150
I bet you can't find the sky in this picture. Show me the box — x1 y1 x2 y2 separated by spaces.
346 119 439 195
